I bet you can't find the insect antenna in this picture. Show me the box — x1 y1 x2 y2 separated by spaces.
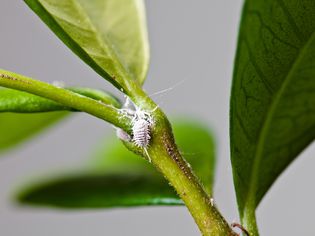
149 79 185 98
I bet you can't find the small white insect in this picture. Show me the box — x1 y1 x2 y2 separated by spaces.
132 117 151 148
115 128 131 142
131 108 154 162
116 97 156 162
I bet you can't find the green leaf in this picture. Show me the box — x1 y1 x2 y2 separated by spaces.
0 87 121 112
24 0 150 89
67 87 121 108
0 112 67 154
230 0 315 228
0 87 120 154
17 119 216 208
17 173 182 208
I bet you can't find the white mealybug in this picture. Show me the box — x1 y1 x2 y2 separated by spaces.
132 118 151 148
116 128 131 142
116 97 156 162
131 108 154 162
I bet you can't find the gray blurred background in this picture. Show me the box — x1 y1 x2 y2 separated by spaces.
1 1 315 235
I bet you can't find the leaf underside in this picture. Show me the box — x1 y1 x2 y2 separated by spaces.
230 0 315 218
0 112 68 154
24 0 150 89
17 119 216 208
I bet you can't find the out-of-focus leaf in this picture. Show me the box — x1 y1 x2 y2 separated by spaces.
17 173 181 208
24 0 150 89
17 119 216 208
0 87 121 112
230 0 315 230
0 112 67 154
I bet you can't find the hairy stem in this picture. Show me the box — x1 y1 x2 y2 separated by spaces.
125 85 237 236
144 110 235 235
0 69 132 131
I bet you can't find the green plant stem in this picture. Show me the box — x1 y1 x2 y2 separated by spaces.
124 86 237 236
0 68 236 235
0 69 132 131
243 206 259 236
141 112 235 235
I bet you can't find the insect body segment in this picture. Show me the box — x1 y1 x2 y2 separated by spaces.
116 98 156 162
132 118 151 148
131 108 154 162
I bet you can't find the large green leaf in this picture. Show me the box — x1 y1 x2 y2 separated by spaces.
0 87 120 153
0 112 68 154
17 119 216 208
230 0 315 228
24 0 150 89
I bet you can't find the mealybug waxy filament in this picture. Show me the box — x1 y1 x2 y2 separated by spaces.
116 98 156 162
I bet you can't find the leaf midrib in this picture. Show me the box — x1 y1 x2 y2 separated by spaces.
67 0 134 81
39 0 134 85
134 0 150 84
243 30 315 216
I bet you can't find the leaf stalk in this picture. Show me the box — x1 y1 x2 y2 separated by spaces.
0 69 132 132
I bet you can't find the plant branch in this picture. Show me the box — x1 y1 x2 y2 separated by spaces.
124 84 237 236
0 68 237 235
0 69 132 132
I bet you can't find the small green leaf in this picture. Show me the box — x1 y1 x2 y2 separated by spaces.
0 87 121 112
24 0 150 89
0 87 120 154
17 119 216 208
0 112 67 154
0 88 68 112
230 0 315 230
